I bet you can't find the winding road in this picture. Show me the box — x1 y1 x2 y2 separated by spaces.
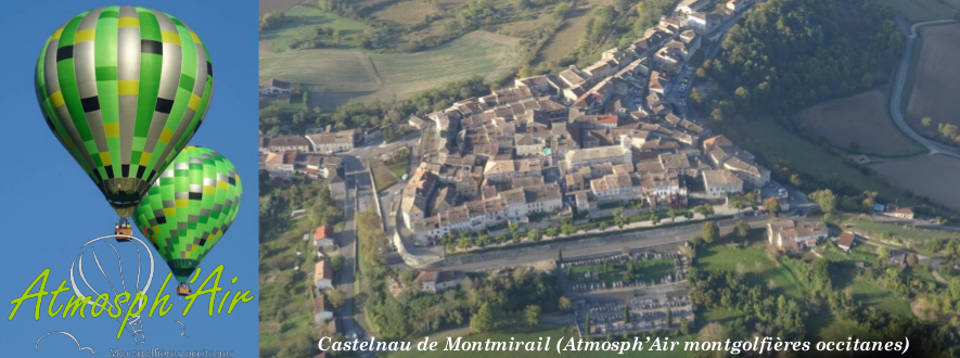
888 18 960 159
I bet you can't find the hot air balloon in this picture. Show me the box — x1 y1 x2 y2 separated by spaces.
132 146 241 296
35 6 214 237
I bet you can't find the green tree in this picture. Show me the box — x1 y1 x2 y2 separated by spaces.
789 173 803 187
327 288 345 308
702 221 720 244
809 189 836 215
554 2 571 19
524 305 542 327
734 220 750 239
559 296 572 312
613 208 626 229
470 303 496 333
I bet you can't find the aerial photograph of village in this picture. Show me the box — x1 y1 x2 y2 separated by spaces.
256 0 960 356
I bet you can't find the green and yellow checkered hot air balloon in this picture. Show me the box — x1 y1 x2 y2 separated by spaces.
35 6 213 229
133 146 241 296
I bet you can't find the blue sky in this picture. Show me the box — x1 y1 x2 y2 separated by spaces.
0 0 259 356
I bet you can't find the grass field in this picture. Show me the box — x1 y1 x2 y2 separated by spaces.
877 0 960 21
261 30 524 111
260 5 369 52
697 241 809 297
870 154 960 212
796 90 921 156
538 7 592 64
720 117 907 200
260 0 307 16
905 23 960 137
372 0 442 24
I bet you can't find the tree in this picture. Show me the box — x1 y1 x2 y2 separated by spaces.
789 173 803 187
876 245 890 264
524 305 542 327
690 88 703 104
702 221 720 244
470 303 496 333
734 220 750 239
613 208 626 229
809 189 836 215
861 191 878 212
330 254 345 273
327 288 345 308
906 253 919 267
763 197 780 216
554 2 571 19
694 204 714 217
623 305 631 323
711 107 724 121
558 296 572 312
527 228 542 242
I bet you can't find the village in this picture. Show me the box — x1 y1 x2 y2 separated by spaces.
256 0 954 349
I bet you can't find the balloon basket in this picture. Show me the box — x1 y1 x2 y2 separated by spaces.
115 220 133 241
177 283 192 296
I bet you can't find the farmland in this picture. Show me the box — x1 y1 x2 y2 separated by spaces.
797 90 922 156
260 5 369 52
870 154 960 212
537 7 593 63
261 31 524 111
719 117 908 201
877 0 960 22
905 23 960 140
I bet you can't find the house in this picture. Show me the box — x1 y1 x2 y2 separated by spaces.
886 207 915 220
263 152 295 179
648 71 666 94
767 219 829 252
305 129 356 153
260 78 291 96
264 135 310 153
888 251 908 266
314 260 333 290
836 232 856 252
314 226 335 248
702 169 743 198
564 143 633 171
677 0 712 14
314 295 333 323
401 171 439 230
596 114 619 128
415 270 463 293
685 12 709 33
408 115 428 130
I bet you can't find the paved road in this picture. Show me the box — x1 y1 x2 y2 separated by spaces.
428 215 774 272
334 154 375 353
888 18 960 159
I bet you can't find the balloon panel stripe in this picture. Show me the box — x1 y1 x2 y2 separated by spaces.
95 8 122 179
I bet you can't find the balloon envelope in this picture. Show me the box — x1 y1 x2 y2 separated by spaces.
133 146 240 283
35 6 214 217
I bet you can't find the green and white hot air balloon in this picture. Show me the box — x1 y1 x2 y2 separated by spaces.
133 146 241 296
35 6 213 220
